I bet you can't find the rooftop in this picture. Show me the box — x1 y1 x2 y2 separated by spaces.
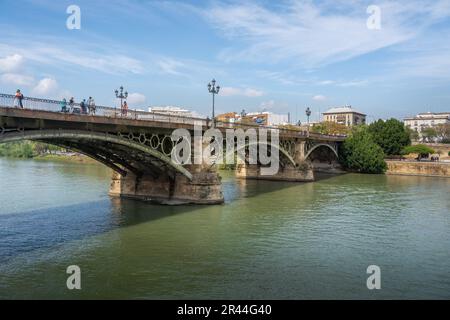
322 106 366 115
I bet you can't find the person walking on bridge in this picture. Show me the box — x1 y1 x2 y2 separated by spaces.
14 89 24 108
80 99 87 114
60 98 68 113
69 97 75 113
88 97 96 115
122 101 128 117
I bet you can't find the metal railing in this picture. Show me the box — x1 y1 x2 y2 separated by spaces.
0 93 209 126
0 93 346 139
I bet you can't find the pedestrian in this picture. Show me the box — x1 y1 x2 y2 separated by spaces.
14 89 24 108
60 98 68 113
88 97 96 115
69 97 75 113
122 101 128 117
80 99 87 114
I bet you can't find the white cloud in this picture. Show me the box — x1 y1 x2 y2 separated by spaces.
32 78 58 96
244 88 265 97
220 87 265 97
313 95 327 101
205 1 450 67
220 87 241 96
157 58 185 76
338 80 368 87
259 100 275 110
127 93 147 106
0 54 23 72
0 73 34 87
318 80 335 85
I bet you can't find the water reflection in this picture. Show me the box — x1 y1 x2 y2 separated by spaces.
0 158 449 299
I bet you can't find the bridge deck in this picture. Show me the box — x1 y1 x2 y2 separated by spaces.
0 93 345 141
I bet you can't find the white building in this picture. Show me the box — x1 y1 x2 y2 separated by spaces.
322 106 366 126
404 112 450 138
243 111 289 126
149 106 195 117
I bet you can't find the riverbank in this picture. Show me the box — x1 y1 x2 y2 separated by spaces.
386 160 450 178
0 154 98 164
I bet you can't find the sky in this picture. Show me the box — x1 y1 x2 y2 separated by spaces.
0 0 450 123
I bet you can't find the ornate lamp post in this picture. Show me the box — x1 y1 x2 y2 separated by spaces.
305 107 312 124
115 86 128 113
306 107 312 136
208 79 220 126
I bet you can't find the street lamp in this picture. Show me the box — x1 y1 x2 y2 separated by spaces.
306 107 312 136
115 86 128 110
208 79 220 126
306 107 312 124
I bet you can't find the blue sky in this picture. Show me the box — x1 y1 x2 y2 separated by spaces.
1 0 450 123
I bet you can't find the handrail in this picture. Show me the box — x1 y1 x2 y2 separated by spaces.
0 93 346 139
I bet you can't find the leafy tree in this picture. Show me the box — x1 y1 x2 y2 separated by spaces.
368 119 411 155
402 145 435 158
421 127 438 143
339 126 387 174
435 123 450 143
311 121 349 135
406 126 420 142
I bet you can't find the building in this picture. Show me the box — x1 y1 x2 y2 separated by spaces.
322 106 366 126
242 112 289 126
404 112 450 137
148 106 195 117
215 112 240 123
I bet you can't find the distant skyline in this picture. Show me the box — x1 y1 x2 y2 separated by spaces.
1 0 450 123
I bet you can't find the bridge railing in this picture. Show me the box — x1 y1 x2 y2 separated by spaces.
0 93 209 126
0 93 346 139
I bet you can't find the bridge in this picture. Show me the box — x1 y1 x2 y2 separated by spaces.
0 93 345 204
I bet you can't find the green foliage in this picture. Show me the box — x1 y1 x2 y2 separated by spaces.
421 127 438 142
311 121 349 135
0 141 35 158
402 145 435 157
339 126 387 174
0 141 64 158
406 126 420 142
368 119 411 155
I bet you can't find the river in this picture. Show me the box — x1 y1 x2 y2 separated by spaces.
0 158 449 299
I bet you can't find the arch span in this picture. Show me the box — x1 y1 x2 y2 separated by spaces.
304 143 339 161
234 141 297 167
0 129 193 180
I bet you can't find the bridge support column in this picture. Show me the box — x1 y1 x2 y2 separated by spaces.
235 163 314 182
109 166 224 205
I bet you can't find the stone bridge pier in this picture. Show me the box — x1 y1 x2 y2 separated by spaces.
235 139 342 182
109 164 224 205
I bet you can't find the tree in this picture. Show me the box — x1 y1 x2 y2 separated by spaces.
406 126 420 142
339 126 387 174
421 127 437 143
368 119 411 155
402 145 435 158
435 123 450 143
311 121 349 135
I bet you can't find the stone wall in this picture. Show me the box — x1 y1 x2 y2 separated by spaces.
386 160 450 177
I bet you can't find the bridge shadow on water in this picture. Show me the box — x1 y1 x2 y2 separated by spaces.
0 170 346 264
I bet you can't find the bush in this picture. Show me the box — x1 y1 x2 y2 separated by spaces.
402 145 435 158
339 126 387 174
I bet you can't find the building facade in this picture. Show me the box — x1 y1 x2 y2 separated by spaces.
215 111 289 126
148 106 195 117
322 106 366 126
404 112 450 138
242 112 289 126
